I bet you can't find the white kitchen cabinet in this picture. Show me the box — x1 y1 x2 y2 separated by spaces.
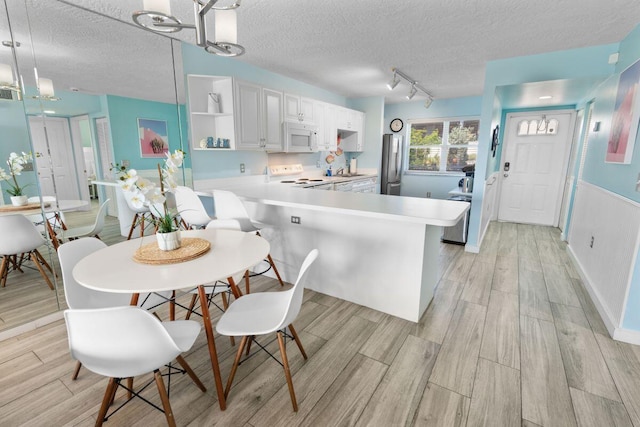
187 75 236 150
313 101 339 152
284 93 315 123
339 110 365 152
336 107 358 130
234 81 283 151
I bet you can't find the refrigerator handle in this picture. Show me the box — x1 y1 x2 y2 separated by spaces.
395 142 402 179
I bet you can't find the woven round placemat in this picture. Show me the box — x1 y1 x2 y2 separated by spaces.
0 202 50 213
133 237 211 265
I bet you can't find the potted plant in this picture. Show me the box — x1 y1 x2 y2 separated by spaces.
114 150 185 250
0 152 33 206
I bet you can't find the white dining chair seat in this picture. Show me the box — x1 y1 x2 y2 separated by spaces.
60 199 109 241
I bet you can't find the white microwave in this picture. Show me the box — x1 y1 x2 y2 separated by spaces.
284 121 318 152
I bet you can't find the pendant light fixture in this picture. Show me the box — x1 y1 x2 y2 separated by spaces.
133 0 245 57
32 77 61 101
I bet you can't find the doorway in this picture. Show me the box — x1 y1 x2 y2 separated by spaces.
28 116 88 203
497 110 576 226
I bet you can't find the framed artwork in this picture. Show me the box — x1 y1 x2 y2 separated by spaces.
138 118 169 158
606 58 640 164
491 124 500 158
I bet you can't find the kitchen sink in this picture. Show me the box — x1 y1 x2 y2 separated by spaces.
335 173 364 177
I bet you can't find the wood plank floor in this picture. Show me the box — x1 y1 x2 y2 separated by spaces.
1 220 640 426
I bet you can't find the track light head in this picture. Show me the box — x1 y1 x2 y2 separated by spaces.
387 72 399 90
424 97 433 109
406 84 417 100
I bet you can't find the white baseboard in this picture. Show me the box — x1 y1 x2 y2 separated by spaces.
465 244 480 253
613 328 640 345
566 245 640 345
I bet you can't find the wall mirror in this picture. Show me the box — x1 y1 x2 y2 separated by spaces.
0 0 188 333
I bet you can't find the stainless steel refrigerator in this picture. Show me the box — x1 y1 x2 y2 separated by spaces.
381 134 403 195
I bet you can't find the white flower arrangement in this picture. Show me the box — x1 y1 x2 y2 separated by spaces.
114 149 185 233
0 152 34 197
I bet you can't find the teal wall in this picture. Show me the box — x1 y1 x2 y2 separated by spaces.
0 100 37 202
383 96 482 199
105 95 188 170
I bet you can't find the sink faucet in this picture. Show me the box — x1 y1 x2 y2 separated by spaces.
336 167 344 175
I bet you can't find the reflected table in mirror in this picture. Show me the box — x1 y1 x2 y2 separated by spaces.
72 229 270 411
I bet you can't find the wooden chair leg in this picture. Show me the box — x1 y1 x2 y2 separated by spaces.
72 360 82 380
288 324 307 359
169 290 176 321
139 214 145 238
0 256 7 287
34 249 55 275
96 377 119 427
127 213 139 240
277 331 298 411
224 336 248 399
126 377 133 400
185 294 198 320
175 355 207 392
154 370 177 427
30 252 53 290
267 253 285 287
244 270 250 294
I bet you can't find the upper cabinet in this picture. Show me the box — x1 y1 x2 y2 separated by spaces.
234 81 284 151
284 93 315 124
187 75 236 150
187 74 364 153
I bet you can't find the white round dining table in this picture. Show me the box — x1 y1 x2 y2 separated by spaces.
72 228 270 411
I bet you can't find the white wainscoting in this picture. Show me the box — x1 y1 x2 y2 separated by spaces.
474 172 500 250
567 181 640 343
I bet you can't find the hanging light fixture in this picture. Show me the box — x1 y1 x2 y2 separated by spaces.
32 77 61 101
387 67 433 106
132 0 245 57
0 41 22 99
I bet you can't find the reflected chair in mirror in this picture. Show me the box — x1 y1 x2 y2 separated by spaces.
59 199 109 241
0 214 54 290
25 196 66 234
123 191 154 240
216 249 319 412
58 237 173 380
64 306 206 427
174 186 213 229
212 189 285 291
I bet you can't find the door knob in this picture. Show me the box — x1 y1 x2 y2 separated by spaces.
504 173 509 178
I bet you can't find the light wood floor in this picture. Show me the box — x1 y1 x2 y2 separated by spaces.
1 220 640 426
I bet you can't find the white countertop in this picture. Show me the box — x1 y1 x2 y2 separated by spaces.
198 180 469 227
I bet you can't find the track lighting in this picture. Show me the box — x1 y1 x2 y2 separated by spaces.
387 67 433 104
406 84 417 100
386 72 399 90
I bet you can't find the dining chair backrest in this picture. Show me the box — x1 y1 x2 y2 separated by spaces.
64 306 185 378
57 238 131 309
90 199 110 235
0 214 46 255
212 189 255 232
174 186 211 228
279 249 318 329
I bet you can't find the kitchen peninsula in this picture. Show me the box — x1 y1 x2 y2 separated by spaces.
196 179 469 322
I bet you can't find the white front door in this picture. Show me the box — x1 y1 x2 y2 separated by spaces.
28 116 84 201
497 110 576 226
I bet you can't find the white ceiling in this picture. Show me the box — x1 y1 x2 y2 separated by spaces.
3 0 640 108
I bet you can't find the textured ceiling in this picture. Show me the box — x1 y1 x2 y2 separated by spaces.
2 0 639 107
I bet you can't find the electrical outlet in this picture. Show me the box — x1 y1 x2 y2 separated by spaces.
240 163 245 173
590 236 594 248
426 192 431 198
291 216 301 224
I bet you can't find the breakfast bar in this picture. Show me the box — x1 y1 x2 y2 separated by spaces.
196 182 469 322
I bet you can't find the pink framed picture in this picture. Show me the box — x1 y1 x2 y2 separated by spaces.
138 118 169 158
606 58 640 164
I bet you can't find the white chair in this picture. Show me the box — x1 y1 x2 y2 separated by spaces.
174 186 213 229
59 199 109 241
123 191 154 240
58 237 174 380
64 306 206 426
0 214 54 290
216 249 319 412
25 196 66 235
212 189 285 290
